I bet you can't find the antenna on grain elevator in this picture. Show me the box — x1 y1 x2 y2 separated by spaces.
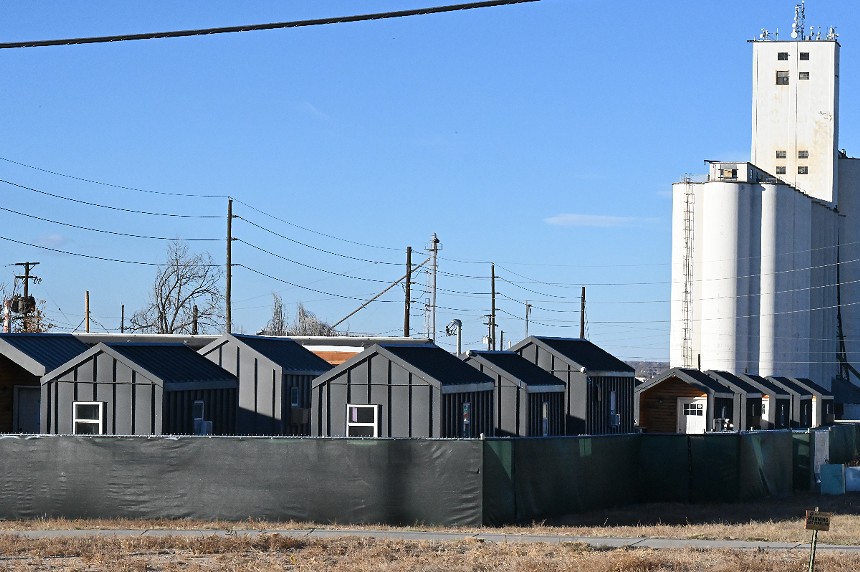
792 1 805 40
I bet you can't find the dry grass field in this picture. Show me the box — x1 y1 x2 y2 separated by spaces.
0 493 857 571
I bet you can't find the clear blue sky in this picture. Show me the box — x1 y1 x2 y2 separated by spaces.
1 1 858 361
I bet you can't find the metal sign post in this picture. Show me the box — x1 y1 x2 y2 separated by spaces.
805 507 831 572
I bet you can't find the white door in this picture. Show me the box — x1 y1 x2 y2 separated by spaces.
677 397 707 434
13 386 41 433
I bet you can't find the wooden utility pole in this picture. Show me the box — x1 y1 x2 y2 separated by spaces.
404 246 412 337
85 290 90 333
121 304 125 333
14 261 39 331
226 198 233 334
525 301 532 338
427 234 440 341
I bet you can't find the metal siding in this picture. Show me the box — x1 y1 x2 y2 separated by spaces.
95 353 114 383
412 376 431 438
328 379 348 437
56 381 74 434
499 383 519 436
390 362 410 437
135 379 154 435
431 385 441 438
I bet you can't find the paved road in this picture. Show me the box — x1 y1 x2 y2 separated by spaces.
3 528 859 552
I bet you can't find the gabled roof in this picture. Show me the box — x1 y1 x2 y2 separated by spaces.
0 333 89 375
636 367 734 398
790 377 834 399
832 377 860 404
740 374 791 398
464 351 565 392
43 342 237 391
510 336 634 374
312 343 493 393
203 334 332 374
768 376 813 398
706 370 763 397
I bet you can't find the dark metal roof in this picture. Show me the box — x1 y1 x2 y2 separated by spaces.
768 376 813 397
791 378 834 398
832 377 860 404
706 370 763 395
107 343 237 385
0 333 89 373
741 374 791 397
521 336 634 373
466 351 566 388
380 344 493 387
233 334 332 373
638 367 733 396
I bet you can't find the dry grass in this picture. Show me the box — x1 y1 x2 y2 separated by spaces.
0 534 856 572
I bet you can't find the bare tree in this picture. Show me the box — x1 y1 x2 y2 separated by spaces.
260 292 287 336
130 240 224 334
287 302 335 336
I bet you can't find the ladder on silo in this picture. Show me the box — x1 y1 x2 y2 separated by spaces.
682 177 695 368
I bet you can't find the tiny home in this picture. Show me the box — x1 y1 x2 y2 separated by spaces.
790 377 835 427
0 333 89 433
740 374 792 429
767 376 816 428
510 336 635 435
463 350 565 437
635 367 735 433
311 343 494 438
705 371 764 431
41 343 238 436
200 334 332 435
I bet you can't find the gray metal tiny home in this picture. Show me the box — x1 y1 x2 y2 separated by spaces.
199 333 332 436
705 371 764 431
767 376 816 428
41 343 238 436
510 336 635 435
0 333 89 433
311 343 494 438
463 350 565 437
739 374 792 429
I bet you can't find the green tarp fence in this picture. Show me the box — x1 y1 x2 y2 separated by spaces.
791 431 813 490
828 424 860 464
0 435 484 526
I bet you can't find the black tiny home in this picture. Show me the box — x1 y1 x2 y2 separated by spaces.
200 333 332 435
0 333 89 433
463 350 565 437
311 343 494 438
510 336 635 435
41 343 238 436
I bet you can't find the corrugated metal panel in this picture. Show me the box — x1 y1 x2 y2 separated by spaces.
233 334 333 373
107 343 237 386
0 333 89 373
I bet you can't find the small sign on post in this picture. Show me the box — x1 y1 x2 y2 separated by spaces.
805 508 832 572
805 509 832 531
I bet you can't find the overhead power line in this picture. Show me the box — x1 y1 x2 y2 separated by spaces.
0 0 539 49
0 178 221 218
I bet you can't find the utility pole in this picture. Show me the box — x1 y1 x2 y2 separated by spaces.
427 234 440 341
499 330 504 351
404 246 412 337
226 198 233 334
580 286 586 339
85 291 90 333
525 301 532 338
15 261 39 332
121 304 125 334
490 263 497 350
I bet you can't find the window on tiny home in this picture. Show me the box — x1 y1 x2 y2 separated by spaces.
461 401 472 438
542 401 549 437
346 404 379 437
73 402 105 435
290 387 300 407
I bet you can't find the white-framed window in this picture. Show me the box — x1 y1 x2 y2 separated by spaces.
192 400 205 421
346 404 379 437
73 401 105 435
683 402 704 416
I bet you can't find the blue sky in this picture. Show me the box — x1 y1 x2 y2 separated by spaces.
0 0 857 361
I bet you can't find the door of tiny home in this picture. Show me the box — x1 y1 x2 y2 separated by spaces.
677 397 706 434
12 386 40 433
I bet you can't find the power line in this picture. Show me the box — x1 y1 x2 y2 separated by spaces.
0 235 159 265
0 155 226 198
236 264 402 302
0 0 539 49
0 178 221 218
0 205 220 241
